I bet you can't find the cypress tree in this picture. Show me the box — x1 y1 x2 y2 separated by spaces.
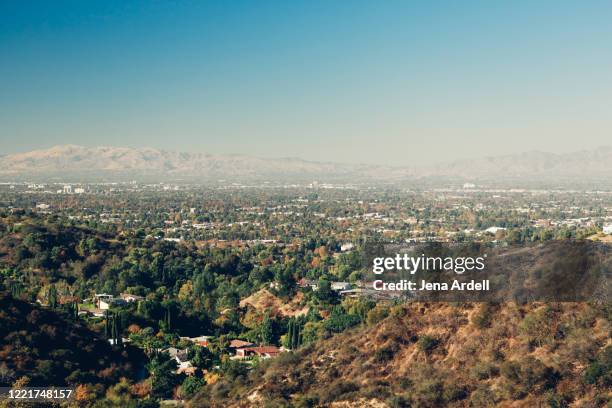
110 314 115 343
286 319 294 349
113 313 117 344
292 320 300 349
48 285 57 309
112 312 122 346
166 306 172 330
260 312 273 345
104 311 110 338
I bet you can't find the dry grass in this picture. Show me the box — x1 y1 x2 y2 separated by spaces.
193 301 611 407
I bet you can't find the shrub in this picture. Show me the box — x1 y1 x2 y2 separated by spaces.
413 379 444 406
443 384 468 402
521 357 560 392
361 385 391 399
272 351 301 368
323 313 361 334
180 375 205 398
387 394 411 408
501 357 560 394
469 386 497 407
546 391 571 408
584 345 612 387
472 304 494 328
560 328 598 362
500 361 521 383
471 362 498 380
584 361 606 385
398 376 413 389
293 394 319 408
374 343 399 363
417 335 438 353
221 358 248 381
210 380 231 399
519 307 556 347
318 380 359 403
366 306 389 326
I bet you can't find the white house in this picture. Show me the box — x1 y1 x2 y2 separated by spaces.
485 227 506 234
99 300 112 310
99 299 126 310
180 335 212 347
119 293 144 302
164 347 192 369
95 294 127 310
331 282 351 291
340 243 355 252
603 224 612 235
94 294 114 308
298 278 319 291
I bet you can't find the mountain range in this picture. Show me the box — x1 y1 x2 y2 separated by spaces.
1 144 611 185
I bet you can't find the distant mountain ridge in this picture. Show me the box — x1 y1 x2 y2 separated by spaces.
0 145 407 181
1 144 611 184
423 147 612 179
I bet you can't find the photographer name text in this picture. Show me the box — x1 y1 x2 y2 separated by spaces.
372 279 490 291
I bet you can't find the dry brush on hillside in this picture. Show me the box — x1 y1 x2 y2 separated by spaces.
192 301 611 407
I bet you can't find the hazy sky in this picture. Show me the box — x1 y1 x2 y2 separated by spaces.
1 1 611 165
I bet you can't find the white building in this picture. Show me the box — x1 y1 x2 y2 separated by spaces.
63 185 72 194
180 335 212 345
94 293 113 308
164 347 192 369
100 298 127 309
95 293 127 310
603 224 612 235
340 243 355 252
331 282 351 291
99 300 113 310
119 293 144 302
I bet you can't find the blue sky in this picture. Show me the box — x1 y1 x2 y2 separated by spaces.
1 1 611 164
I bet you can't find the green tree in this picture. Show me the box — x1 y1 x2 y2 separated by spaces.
180 376 205 398
260 311 273 345
48 285 58 309
147 353 179 399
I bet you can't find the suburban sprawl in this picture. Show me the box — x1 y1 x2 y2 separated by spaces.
0 181 611 407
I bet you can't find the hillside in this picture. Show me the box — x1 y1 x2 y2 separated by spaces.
191 301 611 407
0 217 126 283
0 291 144 388
239 289 309 318
2 144 612 184
0 145 397 181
